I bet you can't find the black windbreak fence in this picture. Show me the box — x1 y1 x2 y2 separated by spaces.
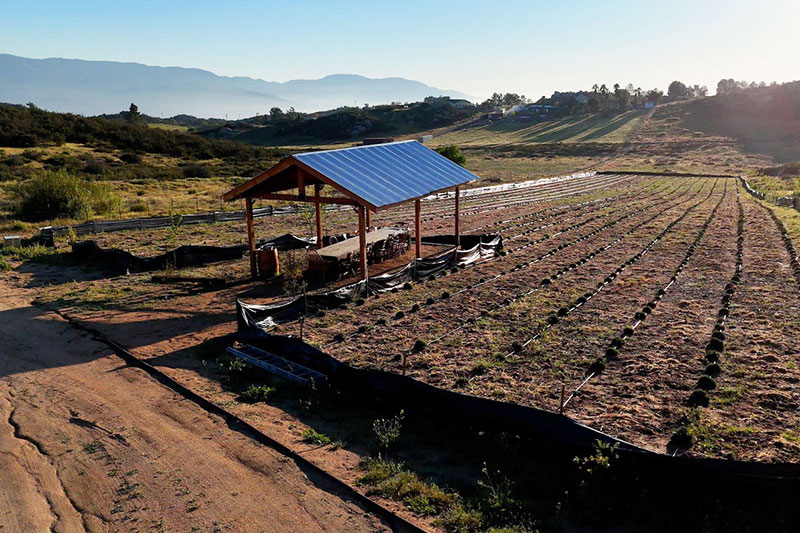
235 229 800 482
235 324 800 483
69 232 336 274
71 240 246 273
236 235 502 329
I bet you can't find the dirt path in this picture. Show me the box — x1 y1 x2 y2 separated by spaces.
0 279 388 532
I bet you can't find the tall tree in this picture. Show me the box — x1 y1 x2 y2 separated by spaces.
667 81 688 99
128 103 140 124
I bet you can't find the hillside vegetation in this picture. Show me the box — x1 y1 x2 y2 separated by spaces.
617 81 800 173
198 101 476 146
0 103 287 227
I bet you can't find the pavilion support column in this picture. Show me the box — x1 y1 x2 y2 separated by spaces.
358 205 368 281
415 199 421 259
454 186 461 249
314 184 323 249
366 209 371 229
245 197 257 279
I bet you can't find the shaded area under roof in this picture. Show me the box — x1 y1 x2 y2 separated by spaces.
224 140 479 211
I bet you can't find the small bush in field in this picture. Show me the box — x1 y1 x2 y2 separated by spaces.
670 426 694 448
589 358 606 374
688 389 710 407
697 375 717 390
704 363 721 376
13 170 121 221
373 410 404 450
302 428 335 446
238 384 274 403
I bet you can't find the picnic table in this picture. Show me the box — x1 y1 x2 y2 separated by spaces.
308 227 409 280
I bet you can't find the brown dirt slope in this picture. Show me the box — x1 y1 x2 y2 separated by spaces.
0 279 387 532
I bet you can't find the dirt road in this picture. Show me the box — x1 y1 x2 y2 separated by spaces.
0 278 388 532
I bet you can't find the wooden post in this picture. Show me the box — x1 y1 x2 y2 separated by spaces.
314 184 323 248
366 209 371 229
415 199 421 259
297 167 305 199
245 197 257 279
358 205 368 280
454 186 461 249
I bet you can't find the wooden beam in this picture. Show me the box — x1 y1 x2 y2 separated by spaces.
253 193 360 206
297 167 305 199
454 186 461 249
358 205 368 281
415 199 421 259
315 184 323 249
245 197 257 279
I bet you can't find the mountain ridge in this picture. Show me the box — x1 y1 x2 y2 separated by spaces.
0 53 471 118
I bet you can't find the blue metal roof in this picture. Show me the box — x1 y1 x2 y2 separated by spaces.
293 140 478 210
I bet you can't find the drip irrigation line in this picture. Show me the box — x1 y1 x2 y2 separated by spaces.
562 179 730 409
325 179 694 350
417 178 712 350
670 184 745 446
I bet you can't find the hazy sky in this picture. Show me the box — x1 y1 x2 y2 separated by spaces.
2 0 798 100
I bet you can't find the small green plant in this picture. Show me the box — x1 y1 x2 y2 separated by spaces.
373 410 404 450
302 428 336 446
223 357 248 384
671 425 694 448
478 463 521 524
697 375 717 391
0 255 11 271
688 389 710 407
589 358 606 374
237 384 274 403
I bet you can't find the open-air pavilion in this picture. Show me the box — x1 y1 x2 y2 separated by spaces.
223 140 480 280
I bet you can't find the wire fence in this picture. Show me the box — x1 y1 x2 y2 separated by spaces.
39 171 599 245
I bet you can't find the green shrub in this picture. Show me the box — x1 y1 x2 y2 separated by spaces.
704 363 722 376
0 256 11 271
1 244 64 264
182 164 211 178
688 389 710 407
435 145 467 166
373 410 404 450
13 170 121 221
301 428 335 446
670 426 694 448
589 358 606 374
238 384 274 403
697 375 717 390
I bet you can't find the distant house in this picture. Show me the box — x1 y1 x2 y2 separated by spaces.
484 110 505 120
448 98 474 109
419 134 434 143
525 104 558 115
644 101 656 109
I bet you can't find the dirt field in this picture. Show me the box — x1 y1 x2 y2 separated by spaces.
0 280 389 532
5 172 800 530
